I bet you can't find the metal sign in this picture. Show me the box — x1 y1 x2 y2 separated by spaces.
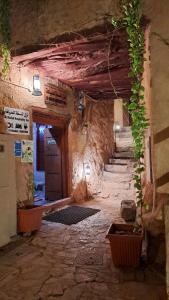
47 138 57 145
15 141 22 157
4 107 30 135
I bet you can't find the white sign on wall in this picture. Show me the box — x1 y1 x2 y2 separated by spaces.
4 107 30 135
21 140 33 163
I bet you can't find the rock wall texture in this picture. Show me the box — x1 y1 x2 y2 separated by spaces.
70 98 114 202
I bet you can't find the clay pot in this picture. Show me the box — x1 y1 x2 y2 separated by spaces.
106 223 143 267
120 200 136 222
17 205 43 233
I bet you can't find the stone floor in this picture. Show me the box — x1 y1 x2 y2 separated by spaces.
0 196 167 300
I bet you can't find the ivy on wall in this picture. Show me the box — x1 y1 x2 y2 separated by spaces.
112 0 148 215
0 0 11 77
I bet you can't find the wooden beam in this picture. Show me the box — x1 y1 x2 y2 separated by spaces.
31 106 70 128
11 23 126 56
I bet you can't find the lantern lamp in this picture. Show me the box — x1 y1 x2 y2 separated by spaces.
32 75 42 96
113 122 121 132
84 164 91 176
78 91 85 112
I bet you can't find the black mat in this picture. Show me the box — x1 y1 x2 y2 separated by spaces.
43 205 100 225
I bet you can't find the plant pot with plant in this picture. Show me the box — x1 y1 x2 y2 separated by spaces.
17 171 43 234
106 0 148 267
106 223 143 267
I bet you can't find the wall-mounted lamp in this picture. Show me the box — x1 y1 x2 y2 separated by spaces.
32 75 42 96
78 91 85 112
84 163 91 176
113 122 121 132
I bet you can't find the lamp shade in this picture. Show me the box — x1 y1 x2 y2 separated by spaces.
32 75 42 96
84 164 91 176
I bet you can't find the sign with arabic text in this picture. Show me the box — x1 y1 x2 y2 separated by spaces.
4 107 30 135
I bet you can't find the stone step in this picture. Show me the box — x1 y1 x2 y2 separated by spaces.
116 131 132 138
103 171 132 183
116 143 134 151
109 158 129 165
116 146 134 153
113 151 134 159
120 126 131 133
116 137 133 146
105 164 128 173
101 181 130 192
116 135 133 141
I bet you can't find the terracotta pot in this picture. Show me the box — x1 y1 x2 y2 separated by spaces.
106 223 143 267
17 205 43 233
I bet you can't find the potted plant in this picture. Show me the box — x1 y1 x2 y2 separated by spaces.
17 171 43 234
106 223 143 267
106 0 147 268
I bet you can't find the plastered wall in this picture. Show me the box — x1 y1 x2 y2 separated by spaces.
144 0 169 194
143 1 169 296
0 65 73 203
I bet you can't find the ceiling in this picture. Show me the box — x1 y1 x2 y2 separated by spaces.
13 24 131 100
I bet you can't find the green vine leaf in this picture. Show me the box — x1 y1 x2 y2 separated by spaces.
0 0 11 78
112 0 149 215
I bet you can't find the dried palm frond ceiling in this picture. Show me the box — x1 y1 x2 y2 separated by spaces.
12 23 131 100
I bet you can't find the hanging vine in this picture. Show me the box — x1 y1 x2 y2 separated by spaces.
0 0 11 77
112 0 149 216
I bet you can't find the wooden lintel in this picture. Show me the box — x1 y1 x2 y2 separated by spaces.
31 106 70 128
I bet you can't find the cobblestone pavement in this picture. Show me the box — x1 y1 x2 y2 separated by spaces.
0 195 166 300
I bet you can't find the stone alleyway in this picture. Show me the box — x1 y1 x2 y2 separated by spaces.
0 194 166 300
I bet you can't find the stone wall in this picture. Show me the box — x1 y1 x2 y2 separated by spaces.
70 98 114 201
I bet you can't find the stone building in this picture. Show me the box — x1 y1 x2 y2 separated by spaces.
0 0 169 297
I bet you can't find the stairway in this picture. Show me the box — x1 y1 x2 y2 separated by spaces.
101 127 136 202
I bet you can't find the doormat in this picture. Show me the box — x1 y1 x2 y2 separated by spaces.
43 205 100 225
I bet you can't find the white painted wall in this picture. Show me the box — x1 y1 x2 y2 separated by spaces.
0 134 17 246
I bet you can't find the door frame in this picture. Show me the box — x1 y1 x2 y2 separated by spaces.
32 106 70 199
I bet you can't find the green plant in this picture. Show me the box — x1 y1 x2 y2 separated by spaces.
0 0 11 77
112 0 148 218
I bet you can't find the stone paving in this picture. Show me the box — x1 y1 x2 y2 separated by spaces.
0 195 166 300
